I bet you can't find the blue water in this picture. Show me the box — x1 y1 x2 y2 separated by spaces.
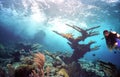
0 0 120 67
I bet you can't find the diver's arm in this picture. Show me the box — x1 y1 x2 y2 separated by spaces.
117 33 120 39
106 41 117 51
111 31 117 34
108 43 117 51
113 42 118 49
114 42 118 46
106 41 113 51
111 31 120 38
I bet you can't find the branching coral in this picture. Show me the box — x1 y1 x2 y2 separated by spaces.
53 31 74 39
53 24 100 63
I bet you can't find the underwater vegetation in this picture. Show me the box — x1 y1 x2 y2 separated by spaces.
0 24 120 77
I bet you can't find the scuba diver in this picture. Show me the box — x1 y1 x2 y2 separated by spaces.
103 30 120 51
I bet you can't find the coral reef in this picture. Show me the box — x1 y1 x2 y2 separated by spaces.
0 67 5 77
7 64 15 77
0 44 11 59
33 52 45 77
20 56 33 65
53 24 100 63
79 59 105 77
44 66 51 77
97 60 120 77
44 50 102 77
0 35 120 77
14 65 34 77
0 45 120 77
15 43 42 53
0 44 5 50
34 52 45 69
4 52 46 77
15 43 32 52
57 68 69 77
11 50 21 62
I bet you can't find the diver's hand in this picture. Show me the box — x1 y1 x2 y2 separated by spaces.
109 48 113 51
114 42 118 46
117 33 120 38
109 43 118 51
111 43 118 50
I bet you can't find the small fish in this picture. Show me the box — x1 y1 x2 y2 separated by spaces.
101 37 104 40
92 54 96 56
114 51 117 54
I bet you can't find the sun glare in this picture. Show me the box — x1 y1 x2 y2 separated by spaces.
31 13 46 22
52 23 70 33
48 18 73 33
48 0 65 4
